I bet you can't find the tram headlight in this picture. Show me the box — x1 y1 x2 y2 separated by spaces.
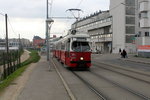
80 57 84 60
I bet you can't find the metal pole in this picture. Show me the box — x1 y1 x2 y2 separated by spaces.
19 34 21 67
46 0 49 61
46 22 49 61
5 14 9 54
46 0 48 19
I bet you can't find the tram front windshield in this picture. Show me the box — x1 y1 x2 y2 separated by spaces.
72 41 90 52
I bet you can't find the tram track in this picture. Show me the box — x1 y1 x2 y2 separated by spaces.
52 58 150 99
89 70 150 100
93 61 150 84
72 71 107 100
72 70 149 100
51 58 105 100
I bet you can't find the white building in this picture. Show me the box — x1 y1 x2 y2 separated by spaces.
109 0 140 53
72 0 150 54
136 0 150 57
72 11 112 53
0 38 31 51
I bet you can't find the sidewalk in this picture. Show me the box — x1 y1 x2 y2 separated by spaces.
0 55 70 100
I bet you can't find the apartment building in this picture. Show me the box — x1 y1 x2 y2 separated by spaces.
72 11 112 53
109 0 139 53
137 0 150 57
71 0 150 54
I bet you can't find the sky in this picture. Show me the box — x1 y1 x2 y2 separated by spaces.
0 0 110 41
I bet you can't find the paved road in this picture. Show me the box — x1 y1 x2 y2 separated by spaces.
92 54 150 72
1 53 150 100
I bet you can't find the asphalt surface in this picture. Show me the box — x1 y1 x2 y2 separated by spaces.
17 56 70 100
92 54 150 72
1 53 150 100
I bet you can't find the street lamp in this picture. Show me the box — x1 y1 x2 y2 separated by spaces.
46 0 54 61
46 18 54 61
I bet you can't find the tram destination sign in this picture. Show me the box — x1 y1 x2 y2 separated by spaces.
76 37 86 41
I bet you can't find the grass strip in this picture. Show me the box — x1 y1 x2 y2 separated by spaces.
0 50 40 91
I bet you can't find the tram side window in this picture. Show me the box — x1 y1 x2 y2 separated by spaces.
66 42 70 51
61 43 65 50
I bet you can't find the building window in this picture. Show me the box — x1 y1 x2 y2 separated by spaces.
126 26 135 34
125 0 135 6
126 16 135 24
145 32 150 36
140 11 148 18
126 35 135 43
126 7 135 15
139 13 141 19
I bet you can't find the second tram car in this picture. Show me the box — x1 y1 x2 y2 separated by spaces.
53 31 91 69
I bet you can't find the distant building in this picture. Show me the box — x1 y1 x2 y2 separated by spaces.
33 36 45 49
0 38 31 51
0 39 5 47
9 38 31 48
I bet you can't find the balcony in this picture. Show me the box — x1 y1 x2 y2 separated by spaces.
140 18 150 28
139 1 149 12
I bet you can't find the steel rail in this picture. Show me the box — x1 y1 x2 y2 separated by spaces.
90 71 150 100
93 64 150 84
72 71 107 100
94 61 150 77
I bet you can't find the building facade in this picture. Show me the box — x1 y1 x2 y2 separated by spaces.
71 0 150 54
136 0 150 57
72 11 113 53
33 36 45 49
9 38 31 48
0 38 31 51
110 0 139 53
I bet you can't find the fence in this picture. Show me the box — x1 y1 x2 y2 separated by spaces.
0 51 21 81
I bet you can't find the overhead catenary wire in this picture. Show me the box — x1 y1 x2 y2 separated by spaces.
7 17 19 38
0 12 5 16
0 13 5 38
48 0 53 17
76 0 84 8
109 2 124 11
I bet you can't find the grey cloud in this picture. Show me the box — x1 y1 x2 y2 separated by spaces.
0 0 109 18
0 0 45 18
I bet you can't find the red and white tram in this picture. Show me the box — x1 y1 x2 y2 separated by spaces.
53 31 91 69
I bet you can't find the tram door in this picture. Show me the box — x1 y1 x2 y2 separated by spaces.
65 39 70 65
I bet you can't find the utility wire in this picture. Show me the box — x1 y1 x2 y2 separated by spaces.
76 0 84 8
48 0 53 17
0 12 5 16
7 17 18 38
109 3 123 11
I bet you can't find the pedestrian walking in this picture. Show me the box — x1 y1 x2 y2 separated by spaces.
119 48 122 54
122 49 127 58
